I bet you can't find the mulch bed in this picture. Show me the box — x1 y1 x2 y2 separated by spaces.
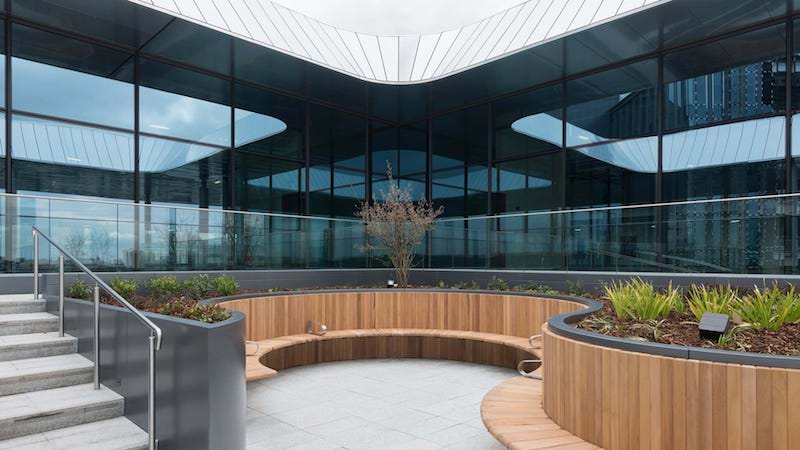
577 299 800 357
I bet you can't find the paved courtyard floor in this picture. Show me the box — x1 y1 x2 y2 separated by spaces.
246 359 513 450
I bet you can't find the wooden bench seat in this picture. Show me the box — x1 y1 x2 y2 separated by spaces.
481 377 601 450
245 328 542 382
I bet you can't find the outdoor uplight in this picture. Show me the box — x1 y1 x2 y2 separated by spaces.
387 280 397 288
698 312 730 340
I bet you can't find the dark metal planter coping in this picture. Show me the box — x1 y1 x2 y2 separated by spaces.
206 288 800 370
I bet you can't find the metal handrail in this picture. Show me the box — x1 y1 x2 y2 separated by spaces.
517 359 542 380
528 334 542 349
32 225 161 450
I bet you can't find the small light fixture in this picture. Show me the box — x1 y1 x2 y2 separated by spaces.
387 280 397 288
698 312 730 340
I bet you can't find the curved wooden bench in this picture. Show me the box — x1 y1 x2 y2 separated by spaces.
481 377 601 450
246 328 541 381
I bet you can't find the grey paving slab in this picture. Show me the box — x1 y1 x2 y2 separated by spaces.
247 359 513 450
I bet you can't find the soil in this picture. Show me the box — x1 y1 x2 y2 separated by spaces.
577 298 800 357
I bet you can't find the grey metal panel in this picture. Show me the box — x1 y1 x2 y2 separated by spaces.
127 0 671 83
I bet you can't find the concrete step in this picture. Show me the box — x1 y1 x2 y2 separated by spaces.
0 333 78 362
0 295 46 315
0 313 58 336
0 354 93 396
0 416 147 450
0 383 124 441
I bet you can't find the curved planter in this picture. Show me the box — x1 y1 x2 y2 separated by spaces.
543 297 800 450
205 289 592 342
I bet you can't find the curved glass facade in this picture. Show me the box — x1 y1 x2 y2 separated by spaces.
3 0 800 275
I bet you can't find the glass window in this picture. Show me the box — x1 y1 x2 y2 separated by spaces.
234 40 305 95
432 106 488 216
12 24 133 129
139 58 230 146
664 117 786 201
494 84 562 160
369 84 428 123
567 137 657 208
664 24 786 130
235 153 303 214
310 105 366 217
566 59 657 147
235 83 305 160
494 152 562 214
139 136 228 208
142 20 231 75
11 24 135 201
430 66 492 114
661 0 786 47
308 65 367 114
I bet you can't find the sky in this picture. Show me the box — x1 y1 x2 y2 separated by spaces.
271 0 526 35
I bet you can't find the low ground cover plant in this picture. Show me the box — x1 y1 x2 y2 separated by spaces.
68 274 238 323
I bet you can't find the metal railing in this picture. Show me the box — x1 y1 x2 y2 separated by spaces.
32 225 162 450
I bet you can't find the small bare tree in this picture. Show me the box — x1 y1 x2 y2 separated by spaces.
356 166 443 287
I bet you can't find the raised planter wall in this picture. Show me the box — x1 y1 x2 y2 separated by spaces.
215 290 587 341
543 325 800 450
42 274 246 450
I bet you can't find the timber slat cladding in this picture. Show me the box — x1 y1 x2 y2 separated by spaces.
543 325 800 450
220 291 584 341
481 376 602 450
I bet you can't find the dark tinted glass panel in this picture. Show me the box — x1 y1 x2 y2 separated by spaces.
664 24 786 130
491 42 562 96
234 40 305 95
493 152 561 214
236 153 302 213
494 84 562 160
430 66 492 114
139 137 228 208
665 117 785 201
11 0 171 48
566 59 657 147
140 59 230 146
309 105 366 216
142 20 231 75
371 121 397 183
791 18 800 110
12 25 133 129
369 84 428 123
567 137 657 208
13 114 134 201
661 0 786 47
432 106 488 216
792 113 800 191
399 122 427 179
308 65 366 114
566 11 659 76
235 84 304 160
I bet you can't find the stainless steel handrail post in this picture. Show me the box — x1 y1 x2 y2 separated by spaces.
58 256 64 337
93 285 100 390
32 229 39 299
32 225 162 450
148 334 157 450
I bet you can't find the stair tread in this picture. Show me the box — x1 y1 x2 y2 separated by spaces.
0 416 146 450
0 383 122 421
0 333 76 349
0 354 92 380
0 295 41 303
0 313 58 324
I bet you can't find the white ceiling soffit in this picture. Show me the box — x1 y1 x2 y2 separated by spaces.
128 0 671 84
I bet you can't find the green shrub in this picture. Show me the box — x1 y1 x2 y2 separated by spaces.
69 279 92 299
110 278 137 300
687 284 736 321
734 285 800 331
487 276 508 291
156 300 231 323
566 280 586 296
212 275 239 297
182 275 214 300
148 275 181 301
513 282 559 295
604 278 679 321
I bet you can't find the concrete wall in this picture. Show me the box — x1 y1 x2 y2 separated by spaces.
41 274 246 450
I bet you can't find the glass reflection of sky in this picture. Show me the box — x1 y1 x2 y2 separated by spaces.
512 114 786 174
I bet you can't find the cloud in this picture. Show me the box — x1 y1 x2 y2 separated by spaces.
271 0 525 35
